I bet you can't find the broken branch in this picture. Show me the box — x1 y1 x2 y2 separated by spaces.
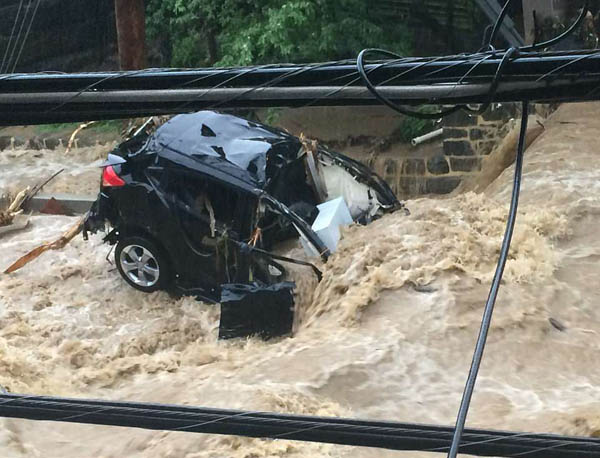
6 187 30 214
3 217 84 274
65 121 96 153
0 169 64 228
22 168 64 208
0 188 30 228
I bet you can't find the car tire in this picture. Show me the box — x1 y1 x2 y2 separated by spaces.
115 236 171 293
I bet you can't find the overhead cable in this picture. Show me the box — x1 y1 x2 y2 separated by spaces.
0 0 25 73
0 393 599 458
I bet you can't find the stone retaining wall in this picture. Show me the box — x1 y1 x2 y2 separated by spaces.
0 104 522 200
0 133 116 151
443 104 518 158
367 152 463 198
364 103 519 198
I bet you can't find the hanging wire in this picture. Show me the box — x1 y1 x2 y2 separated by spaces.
0 0 25 73
357 48 464 119
486 0 514 51
9 0 42 73
3 0 33 74
447 101 529 458
1 392 599 457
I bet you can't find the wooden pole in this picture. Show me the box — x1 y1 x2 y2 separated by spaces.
114 0 146 70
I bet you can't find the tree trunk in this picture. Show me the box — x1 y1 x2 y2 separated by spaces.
445 0 455 53
114 0 146 70
206 28 218 65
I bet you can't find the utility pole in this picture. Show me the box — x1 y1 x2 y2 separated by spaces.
114 0 146 70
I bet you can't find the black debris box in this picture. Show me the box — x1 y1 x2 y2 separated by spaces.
219 282 296 340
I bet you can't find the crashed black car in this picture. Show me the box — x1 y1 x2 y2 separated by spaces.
84 111 401 302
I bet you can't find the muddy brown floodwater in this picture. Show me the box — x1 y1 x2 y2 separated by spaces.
1 103 600 457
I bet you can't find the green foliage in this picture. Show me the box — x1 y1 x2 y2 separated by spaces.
35 120 122 134
146 0 412 68
393 108 439 143
264 108 282 125
395 118 436 144
35 122 79 133
90 120 123 133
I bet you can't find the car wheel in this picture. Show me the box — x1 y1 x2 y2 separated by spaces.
115 236 171 292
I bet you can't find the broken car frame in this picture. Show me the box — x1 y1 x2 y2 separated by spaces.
79 111 401 335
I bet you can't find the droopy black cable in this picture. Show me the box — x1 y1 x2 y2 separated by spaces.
447 101 530 458
357 48 463 119
486 0 514 50
468 47 519 115
1 392 600 457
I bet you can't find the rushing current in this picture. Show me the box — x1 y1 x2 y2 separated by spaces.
0 103 599 457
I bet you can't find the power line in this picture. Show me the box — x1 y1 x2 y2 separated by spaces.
3 0 33 74
0 393 599 457
1 51 600 126
10 0 42 73
447 100 529 458
0 0 25 73
445 3 588 454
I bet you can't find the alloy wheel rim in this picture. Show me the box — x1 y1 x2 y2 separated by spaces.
119 244 160 287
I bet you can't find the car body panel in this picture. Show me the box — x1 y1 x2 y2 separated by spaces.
84 111 403 301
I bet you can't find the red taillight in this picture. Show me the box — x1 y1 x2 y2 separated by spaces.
102 165 125 187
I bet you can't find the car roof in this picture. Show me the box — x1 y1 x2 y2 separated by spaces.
147 111 302 189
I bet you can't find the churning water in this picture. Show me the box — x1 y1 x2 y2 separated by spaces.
1 103 600 457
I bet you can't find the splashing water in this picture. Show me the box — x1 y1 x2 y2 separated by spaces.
1 103 600 457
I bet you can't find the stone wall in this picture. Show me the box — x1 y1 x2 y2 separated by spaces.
441 103 519 183
0 104 519 201
359 104 519 199
367 147 463 198
265 105 519 200
0 125 120 152
444 104 518 156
